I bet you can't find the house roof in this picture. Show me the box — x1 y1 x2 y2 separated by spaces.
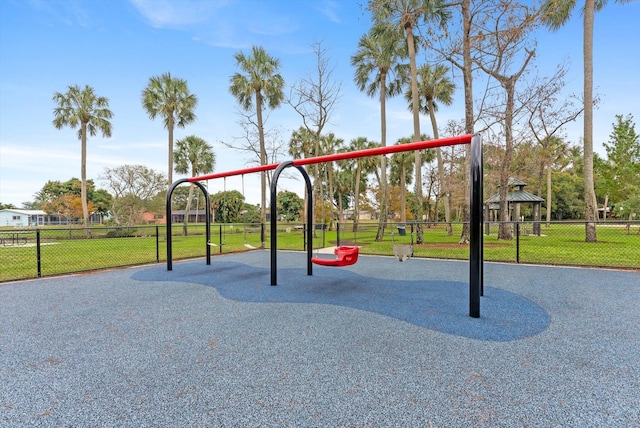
0 209 47 215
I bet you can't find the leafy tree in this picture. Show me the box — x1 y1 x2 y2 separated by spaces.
333 169 354 222
319 133 344 229
229 46 285 229
42 194 94 224
35 178 108 220
345 137 379 231
91 188 112 217
389 138 415 223
369 0 450 244
410 63 456 234
615 195 640 228
540 0 633 242
174 135 215 234
53 84 112 228
352 21 408 241
142 72 197 185
238 203 261 224
277 191 304 222
101 165 167 226
0 202 17 210
551 171 584 220
211 190 245 223
595 114 640 215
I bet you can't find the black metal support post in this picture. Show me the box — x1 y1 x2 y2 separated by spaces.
270 161 313 285
469 134 483 318
516 222 520 263
166 179 210 270
36 229 41 278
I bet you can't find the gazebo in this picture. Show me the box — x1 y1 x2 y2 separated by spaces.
484 178 545 235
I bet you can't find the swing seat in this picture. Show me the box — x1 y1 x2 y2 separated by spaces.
393 244 413 262
311 246 359 267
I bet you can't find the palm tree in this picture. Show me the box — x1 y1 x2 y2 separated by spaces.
409 63 456 234
141 72 197 186
229 46 285 231
320 133 344 229
53 84 113 230
174 135 216 235
346 137 379 232
351 22 408 241
389 138 415 223
369 0 450 243
289 126 317 227
540 0 632 242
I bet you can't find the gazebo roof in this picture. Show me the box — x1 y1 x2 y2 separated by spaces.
507 177 527 187
485 177 545 205
485 189 545 204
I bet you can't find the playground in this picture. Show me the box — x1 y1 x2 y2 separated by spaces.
1 250 638 427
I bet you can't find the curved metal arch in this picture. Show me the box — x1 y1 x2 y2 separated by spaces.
270 161 313 285
166 178 211 271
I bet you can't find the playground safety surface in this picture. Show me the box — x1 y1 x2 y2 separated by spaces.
2 250 638 427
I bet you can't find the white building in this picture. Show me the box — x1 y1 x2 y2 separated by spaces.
0 209 46 227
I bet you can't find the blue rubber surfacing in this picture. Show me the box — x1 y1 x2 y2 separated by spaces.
132 250 550 342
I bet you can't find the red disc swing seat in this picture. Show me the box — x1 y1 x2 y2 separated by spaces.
311 245 360 267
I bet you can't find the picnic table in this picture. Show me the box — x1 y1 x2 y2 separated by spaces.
0 230 29 246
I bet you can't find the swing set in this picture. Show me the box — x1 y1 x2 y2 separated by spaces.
165 134 485 318
207 176 263 251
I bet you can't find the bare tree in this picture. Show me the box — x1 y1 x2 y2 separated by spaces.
221 108 290 189
522 64 585 226
101 165 167 226
288 41 342 226
472 0 538 240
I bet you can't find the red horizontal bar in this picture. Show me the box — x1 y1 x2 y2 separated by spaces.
293 135 472 167
188 134 473 182
188 162 280 182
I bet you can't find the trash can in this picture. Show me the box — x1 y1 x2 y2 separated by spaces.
397 224 406 236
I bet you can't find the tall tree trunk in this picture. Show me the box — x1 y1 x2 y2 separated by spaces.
546 165 552 227
428 99 452 235
583 0 597 242
80 121 90 236
353 166 361 232
183 183 194 236
168 116 174 185
376 71 388 242
459 0 473 244
406 27 424 244
328 165 335 230
256 91 267 246
498 80 515 240
400 167 407 224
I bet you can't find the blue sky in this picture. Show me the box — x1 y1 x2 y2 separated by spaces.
1 0 638 208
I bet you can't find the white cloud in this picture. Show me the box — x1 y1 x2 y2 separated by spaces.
129 0 230 28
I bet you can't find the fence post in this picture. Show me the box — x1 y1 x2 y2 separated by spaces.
155 225 159 262
36 229 42 278
516 221 520 263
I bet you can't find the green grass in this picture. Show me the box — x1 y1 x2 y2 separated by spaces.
1 222 638 282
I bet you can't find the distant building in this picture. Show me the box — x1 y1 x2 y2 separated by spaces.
0 209 103 226
0 209 46 227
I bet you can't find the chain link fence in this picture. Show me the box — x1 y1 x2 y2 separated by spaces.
1 221 638 283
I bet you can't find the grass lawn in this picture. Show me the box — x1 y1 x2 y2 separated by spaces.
1 222 638 282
